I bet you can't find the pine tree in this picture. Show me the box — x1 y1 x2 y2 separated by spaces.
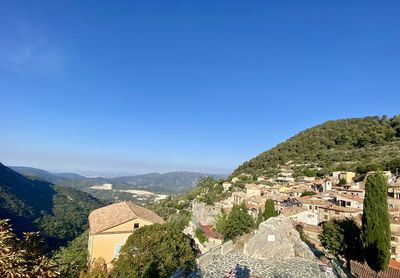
361 173 391 273
263 199 278 220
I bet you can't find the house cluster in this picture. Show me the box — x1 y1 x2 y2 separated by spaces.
223 170 400 262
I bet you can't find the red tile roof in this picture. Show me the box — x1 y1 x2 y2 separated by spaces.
200 224 223 240
350 260 400 278
390 259 400 269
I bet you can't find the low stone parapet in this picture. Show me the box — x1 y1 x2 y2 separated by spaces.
196 240 233 268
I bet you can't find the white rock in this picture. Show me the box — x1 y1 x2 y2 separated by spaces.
244 215 315 260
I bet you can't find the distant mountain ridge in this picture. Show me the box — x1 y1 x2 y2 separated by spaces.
232 116 400 177
0 163 103 250
11 166 225 194
9 166 85 183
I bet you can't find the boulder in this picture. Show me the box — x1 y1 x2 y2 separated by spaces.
244 216 315 260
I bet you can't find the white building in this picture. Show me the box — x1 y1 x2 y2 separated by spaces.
222 182 232 192
281 207 319 226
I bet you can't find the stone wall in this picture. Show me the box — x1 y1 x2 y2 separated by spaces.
196 240 233 268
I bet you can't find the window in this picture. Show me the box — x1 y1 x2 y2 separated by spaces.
391 247 396 254
309 205 312 210
324 215 328 220
391 236 396 241
346 201 351 206
335 211 339 215
114 244 123 258
134 223 140 229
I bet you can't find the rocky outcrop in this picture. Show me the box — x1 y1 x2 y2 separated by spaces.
192 201 223 225
244 216 316 260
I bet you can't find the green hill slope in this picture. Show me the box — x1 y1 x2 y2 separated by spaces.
0 163 103 250
232 116 400 177
9 166 85 183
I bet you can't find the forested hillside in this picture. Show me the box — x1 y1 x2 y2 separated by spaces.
0 163 103 250
233 116 400 177
10 166 85 183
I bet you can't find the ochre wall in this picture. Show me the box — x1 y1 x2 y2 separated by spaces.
89 218 157 268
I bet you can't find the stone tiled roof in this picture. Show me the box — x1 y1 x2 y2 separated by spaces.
280 207 309 217
297 196 331 206
89 201 165 235
301 223 321 233
335 192 364 203
320 204 361 213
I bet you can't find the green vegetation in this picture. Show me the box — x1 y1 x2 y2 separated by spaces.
80 258 108 278
232 116 400 177
214 203 255 241
38 185 104 249
320 220 344 256
361 173 391 273
195 227 208 244
338 178 347 185
111 224 197 278
196 176 230 205
0 163 103 250
147 176 227 231
295 224 307 242
300 191 317 197
52 231 89 278
0 219 58 277
320 218 362 270
263 199 278 220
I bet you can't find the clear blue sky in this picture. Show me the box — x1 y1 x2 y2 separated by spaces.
1 1 399 175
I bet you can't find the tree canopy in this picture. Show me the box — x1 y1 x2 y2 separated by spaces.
111 224 197 278
319 218 363 270
263 199 278 220
0 219 58 277
232 116 400 177
214 203 255 241
52 231 89 278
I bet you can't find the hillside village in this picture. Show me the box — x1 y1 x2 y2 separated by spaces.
186 164 400 275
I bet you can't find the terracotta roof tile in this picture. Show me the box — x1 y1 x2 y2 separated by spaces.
89 201 165 235
351 260 400 278
200 224 223 239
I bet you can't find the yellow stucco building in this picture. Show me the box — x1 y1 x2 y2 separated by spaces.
338 171 356 184
88 201 165 269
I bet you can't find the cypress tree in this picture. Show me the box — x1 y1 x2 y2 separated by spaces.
361 173 391 273
263 199 278 220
